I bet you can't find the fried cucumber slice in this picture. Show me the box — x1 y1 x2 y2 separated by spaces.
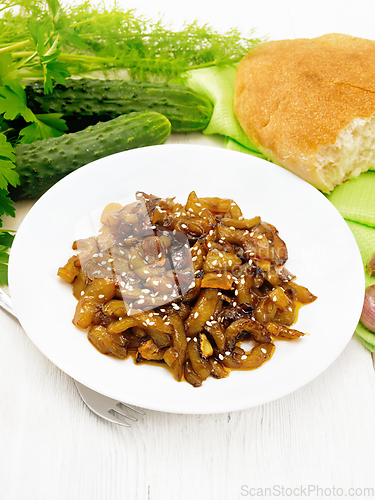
88 325 128 359
166 313 188 381
138 339 166 361
184 288 221 336
221 343 275 370
187 336 211 381
201 272 234 290
266 322 305 340
73 278 116 329
225 318 271 350
58 255 79 283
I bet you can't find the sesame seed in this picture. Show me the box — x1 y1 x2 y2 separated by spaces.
193 312 199 319
98 294 104 299
261 348 267 354
108 258 113 263
138 299 145 304
80 291 85 296
192 256 198 261
225 351 231 356
101 261 107 265
241 355 247 360
219 354 224 360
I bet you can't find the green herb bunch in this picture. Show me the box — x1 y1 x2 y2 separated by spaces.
0 0 261 284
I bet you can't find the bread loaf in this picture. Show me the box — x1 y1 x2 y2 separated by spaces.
234 33 375 193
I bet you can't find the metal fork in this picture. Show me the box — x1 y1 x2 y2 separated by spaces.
0 288 144 427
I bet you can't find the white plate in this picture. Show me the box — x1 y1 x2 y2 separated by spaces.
9 144 364 414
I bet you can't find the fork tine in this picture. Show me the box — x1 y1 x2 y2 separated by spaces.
107 409 133 427
74 381 143 427
114 404 138 421
116 402 145 416
106 410 132 427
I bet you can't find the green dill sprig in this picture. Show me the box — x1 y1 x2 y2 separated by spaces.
0 1 262 82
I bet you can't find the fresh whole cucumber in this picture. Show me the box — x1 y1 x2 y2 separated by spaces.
25 79 213 133
10 111 171 201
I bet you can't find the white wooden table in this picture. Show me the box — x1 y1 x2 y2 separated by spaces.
2 2 375 499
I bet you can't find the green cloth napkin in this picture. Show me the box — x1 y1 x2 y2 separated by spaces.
184 66 375 351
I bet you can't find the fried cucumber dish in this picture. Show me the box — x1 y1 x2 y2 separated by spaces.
58 191 317 387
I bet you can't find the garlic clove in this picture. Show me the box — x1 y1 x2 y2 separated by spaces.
360 285 375 333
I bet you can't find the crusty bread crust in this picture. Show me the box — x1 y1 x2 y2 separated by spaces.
234 34 375 192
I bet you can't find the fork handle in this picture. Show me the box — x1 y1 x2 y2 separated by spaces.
0 288 17 319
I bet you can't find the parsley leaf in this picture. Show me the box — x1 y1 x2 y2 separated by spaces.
0 134 19 192
0 53 18 85
0 132 16 163
0 244 10 285
0 230 15 248
0 80 35 122
0 263 9 285
19 112 67 142
0 160 19 190
0 245 9 264
0 191 16 223
0 231 15 285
